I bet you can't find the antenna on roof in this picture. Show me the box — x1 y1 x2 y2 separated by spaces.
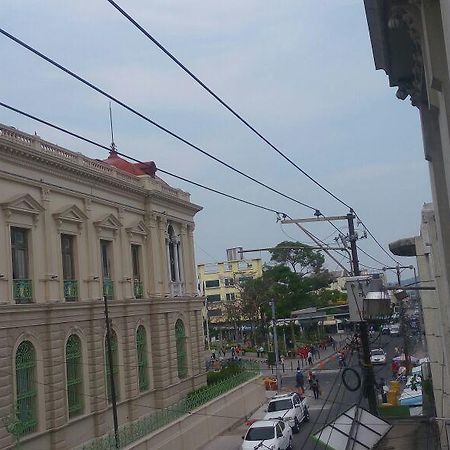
109 102 117 154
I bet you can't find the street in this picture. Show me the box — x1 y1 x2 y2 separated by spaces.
203 332 411 450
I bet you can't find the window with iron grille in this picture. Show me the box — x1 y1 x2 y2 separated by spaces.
136 326 149 392
226 293 236 301
15 341 37 436
61 235 78 301
66 335 83 418
175 320 187 379
11 227 32 303
105 331 120 402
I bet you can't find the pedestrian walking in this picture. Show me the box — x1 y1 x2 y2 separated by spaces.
311 377 320 399
307 350 313 365
295 369 305 395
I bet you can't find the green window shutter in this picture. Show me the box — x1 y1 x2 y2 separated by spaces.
105 331 120 402
15 341 37 436
175 320 187 379
66 335 83 418
136 326 149 392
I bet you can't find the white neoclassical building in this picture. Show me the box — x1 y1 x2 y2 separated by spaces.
0 123 206 449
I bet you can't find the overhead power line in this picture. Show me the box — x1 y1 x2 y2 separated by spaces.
0 27 318 213
103 2 401 268
0 27 397 264
105 0 352 212
0 101 278 215
0 101 382 274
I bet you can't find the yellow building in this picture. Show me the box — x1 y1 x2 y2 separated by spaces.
197 255 263 324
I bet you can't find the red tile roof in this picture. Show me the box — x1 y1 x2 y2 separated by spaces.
102 150 156 177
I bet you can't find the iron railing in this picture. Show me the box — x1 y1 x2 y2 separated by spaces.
133 280 144 299
13 279 33 304
79 361 260 450
64 280 79 301
103 279 114 300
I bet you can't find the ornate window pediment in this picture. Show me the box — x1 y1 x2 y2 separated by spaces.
126 220 148 239
94 214 122 237
2 194 44 225
53 205 87 232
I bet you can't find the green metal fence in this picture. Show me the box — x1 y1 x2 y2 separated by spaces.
13 279 33 304
79 361 260 450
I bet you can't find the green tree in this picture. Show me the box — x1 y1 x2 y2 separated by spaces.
269 241 325 275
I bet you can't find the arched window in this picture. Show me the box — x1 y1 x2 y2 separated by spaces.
136 326 149 392
66 335 83 418
15 341 37 435
175 320 187 379
105 331 120 402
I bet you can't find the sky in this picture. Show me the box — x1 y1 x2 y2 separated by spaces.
1 0 431 280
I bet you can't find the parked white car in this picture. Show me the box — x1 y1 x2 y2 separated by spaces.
241 419 292 450
370 348 387 365
263 392 309 433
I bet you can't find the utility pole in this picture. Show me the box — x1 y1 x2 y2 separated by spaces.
104 295 119 448
384 264 413 375
270 299 282 393
280 211 378 414
347 211 378 415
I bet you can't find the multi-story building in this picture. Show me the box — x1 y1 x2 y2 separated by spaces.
364 1 450 447
0 123 205 449
197 254 263 324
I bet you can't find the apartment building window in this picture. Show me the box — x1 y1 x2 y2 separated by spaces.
11 227 32 303
15 341 37 435
136 326 149 392
175 320 187 379
131 245 143 299
100 240 114 300
206 294 221 303
205 279 220 289
61 234 78 301
66 335 83 418
224 278 234 287
105 331 120 402
226 293 236 301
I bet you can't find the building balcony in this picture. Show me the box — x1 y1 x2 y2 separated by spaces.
13 279 33 304
103 278 114 300
133 280 144 299
64 279 79 301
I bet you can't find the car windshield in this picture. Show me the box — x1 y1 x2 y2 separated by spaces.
371 350 384 356
245 426 274 441
268 399 292 412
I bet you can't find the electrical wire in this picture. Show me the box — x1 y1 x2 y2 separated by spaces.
355 214 399 265
0 28 320 213
0 101 280 215
0 27 398 263
0 100 390 277
104 0 353 211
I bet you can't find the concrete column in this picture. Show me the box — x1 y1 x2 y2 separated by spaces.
87 312 107 437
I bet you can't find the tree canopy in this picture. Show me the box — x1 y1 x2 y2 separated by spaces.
269 241 325 275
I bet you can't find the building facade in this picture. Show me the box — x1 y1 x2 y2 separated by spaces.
197 257 263 324
364 0 450 446
0 123 205 449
